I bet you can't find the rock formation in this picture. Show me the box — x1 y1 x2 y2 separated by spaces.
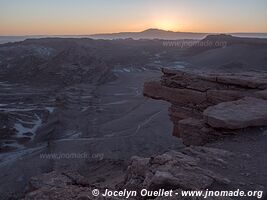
203 97 267 129
24 146 265 200
121 147 232 192
23 147 238 200
144 68 267 146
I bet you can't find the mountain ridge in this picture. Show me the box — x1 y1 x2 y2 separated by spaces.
1 29 267 44
90 28 209 40
90 28 267 40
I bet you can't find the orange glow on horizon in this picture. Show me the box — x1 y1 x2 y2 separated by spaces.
1 0 267 36
2 22 267 36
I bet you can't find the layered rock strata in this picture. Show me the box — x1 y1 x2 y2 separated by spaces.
144 68 267 145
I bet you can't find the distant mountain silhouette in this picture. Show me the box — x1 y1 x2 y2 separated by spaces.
90 28 209 40
90 29 267 40
1 30 267 44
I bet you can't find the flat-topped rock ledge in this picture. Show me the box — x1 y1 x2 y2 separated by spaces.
204 97 267 129
143 68 267 146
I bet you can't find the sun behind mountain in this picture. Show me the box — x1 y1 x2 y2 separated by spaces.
154 18 179 31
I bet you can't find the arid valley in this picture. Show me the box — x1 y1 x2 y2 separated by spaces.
0 32 266 199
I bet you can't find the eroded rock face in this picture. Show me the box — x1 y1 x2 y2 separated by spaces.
143 81 207 106
178 118 216 146
143 68 267 145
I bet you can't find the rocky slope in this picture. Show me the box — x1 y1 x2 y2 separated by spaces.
23 146 265 200
183 35 267 71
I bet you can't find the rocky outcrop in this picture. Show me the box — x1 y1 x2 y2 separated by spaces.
144 68 267 145
23 147 238 200
121 146 265 200
121 146 233 193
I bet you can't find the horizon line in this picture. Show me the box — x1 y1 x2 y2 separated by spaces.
1 28 267 37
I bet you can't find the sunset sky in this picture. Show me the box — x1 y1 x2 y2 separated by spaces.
1 0 267 36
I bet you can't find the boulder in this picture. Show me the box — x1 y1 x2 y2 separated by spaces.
203 97 267 129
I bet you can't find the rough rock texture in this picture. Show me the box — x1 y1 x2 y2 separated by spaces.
203 97 267 129
23 147 238 200
178 118 216 146
255 89 267 100
23 171 122 200
144 68 267 145
121 147 232 192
